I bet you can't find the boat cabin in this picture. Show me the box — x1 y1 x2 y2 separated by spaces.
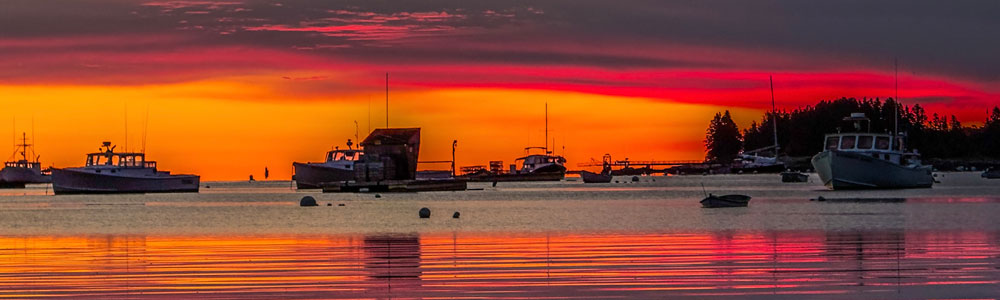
86 152 157 169
823 133 923 166
84 143 157 170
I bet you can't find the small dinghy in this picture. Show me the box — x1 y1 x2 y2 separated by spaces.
982 168 1000 179
781 172 809 183
701 194 751 208
580 170 612 183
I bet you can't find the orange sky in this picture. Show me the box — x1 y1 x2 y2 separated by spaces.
1 80 759 180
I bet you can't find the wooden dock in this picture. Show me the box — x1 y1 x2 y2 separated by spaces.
322 179 468 193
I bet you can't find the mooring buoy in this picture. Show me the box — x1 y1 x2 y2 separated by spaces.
375 194 382 198
453 212 460 218
300 196 318 207
419 207 431 218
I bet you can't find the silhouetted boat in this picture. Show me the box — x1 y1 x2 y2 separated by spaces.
51 142 199 194
701 194 751 208
781 172 809 183
0 132 50 188
580 170 612 183
983 168 1000 179
733 76 785 174
293 140 362 189
811 113 933 189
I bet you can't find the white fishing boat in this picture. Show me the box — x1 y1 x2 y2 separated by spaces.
293 140 362 189
0 133 51 188
811 113 933 189
51 142 199 194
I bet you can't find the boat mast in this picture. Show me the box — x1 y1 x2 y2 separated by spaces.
20 132 27 162
385 73 389 128
770 75 779 157
544 102 548 154
894 58 899 140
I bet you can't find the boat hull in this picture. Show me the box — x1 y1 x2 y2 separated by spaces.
293 162 355 189
460 171 565 182
701 195 751 208
780 172 809 183
580 171 612 183
51 168 199 195
0 167 51 184
811 151 933 190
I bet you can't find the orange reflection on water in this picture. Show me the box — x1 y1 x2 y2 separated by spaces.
0 230 998 298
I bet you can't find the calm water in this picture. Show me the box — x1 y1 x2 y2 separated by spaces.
0 173 998 298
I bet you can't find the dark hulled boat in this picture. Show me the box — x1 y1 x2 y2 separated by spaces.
51 142 199 194
293 141 362 189
580 170 612 183
700 194 751 208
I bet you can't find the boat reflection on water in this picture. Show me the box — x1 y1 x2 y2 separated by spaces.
363 235 422 291
0 230 998 298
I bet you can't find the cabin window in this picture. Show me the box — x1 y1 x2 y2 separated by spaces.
875 136 891 150
825 137 839 150
857 136 874 149
839 136 856 150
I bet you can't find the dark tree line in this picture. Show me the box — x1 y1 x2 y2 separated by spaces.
708 97 1000 162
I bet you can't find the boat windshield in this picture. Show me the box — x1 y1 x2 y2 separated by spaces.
327 150 361 162
4 161 39 169
826 134 903 153
86 153 149 168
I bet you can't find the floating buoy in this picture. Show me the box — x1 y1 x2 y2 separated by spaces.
419 207 431 218
631 176 640 182
375 194 382 198
300 196 318 207
453 212 460 219
338 203 345 207
327 203 332 206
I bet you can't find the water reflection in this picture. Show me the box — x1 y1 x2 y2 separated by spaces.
0 230 997 298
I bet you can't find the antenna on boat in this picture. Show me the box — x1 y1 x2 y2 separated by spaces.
125 101 128 153
770 75 779 156
385 72 389 128
141 104 150 154
894 58 899 138
31 116 36 163
544 102 549 154
368 94 372 134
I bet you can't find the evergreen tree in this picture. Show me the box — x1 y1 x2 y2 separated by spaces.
705 110 743 163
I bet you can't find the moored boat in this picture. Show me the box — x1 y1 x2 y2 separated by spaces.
580 170 612 183
781 172 809 183
51 142 199 194
701 194 751 208
982 168 1000 179
810 113 933 189
293 140 362 189
0 132 51 188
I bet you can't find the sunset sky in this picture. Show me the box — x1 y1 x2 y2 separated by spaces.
1 0 998 180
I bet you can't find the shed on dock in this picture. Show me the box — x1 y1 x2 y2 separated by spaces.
356 128 421 181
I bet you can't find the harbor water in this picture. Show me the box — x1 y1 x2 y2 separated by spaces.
0 173 998 298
